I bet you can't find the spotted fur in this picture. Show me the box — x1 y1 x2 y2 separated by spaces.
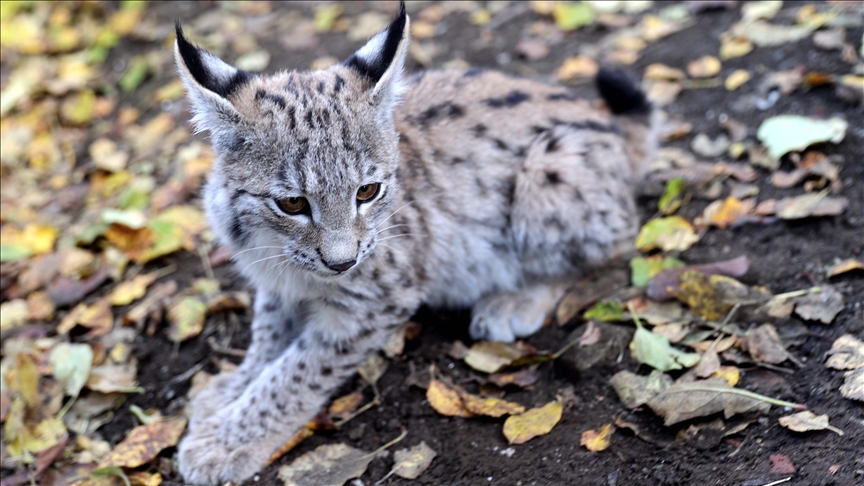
173 3 656 484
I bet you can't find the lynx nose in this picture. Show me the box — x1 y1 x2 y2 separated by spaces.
324 259 357 273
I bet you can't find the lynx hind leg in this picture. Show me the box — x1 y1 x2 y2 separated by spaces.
186 290 298 424
512 124 641 269
469 282 569 342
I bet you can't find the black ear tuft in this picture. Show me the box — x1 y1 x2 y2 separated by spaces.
343 1 407 83
175 20 251 99
595 67 651 115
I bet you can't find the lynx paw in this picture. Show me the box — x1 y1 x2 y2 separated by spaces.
186 372 248 425
469 285 565 342
177 416 272 485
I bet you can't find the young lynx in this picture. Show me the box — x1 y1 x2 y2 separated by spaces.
174 2 655 483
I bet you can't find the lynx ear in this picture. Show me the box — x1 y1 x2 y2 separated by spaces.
343 1 410 106
174 21 250 136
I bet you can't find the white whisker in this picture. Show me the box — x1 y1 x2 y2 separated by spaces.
376 224 410 233
230 246 284 260
376 200 416 229
241 254 285 273
377 233 427 242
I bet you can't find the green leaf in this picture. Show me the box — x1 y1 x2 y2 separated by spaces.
757 115 847 159
0 244 34 263
166 296 206 343
658 177 685 214
49 343 94 398
631 323 701 372
584 300 624 322
630 256 685 287
119 57 150 92
553 2 595 31
91 466 131 486
635 216 699 253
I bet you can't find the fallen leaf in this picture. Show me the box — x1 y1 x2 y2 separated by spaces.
794 285 844 324
128 471 161 486
733 20 814 47
719 33 753 59
267 428 315 466
205 291 251 313
744 324 792 365
1 299 29 331
86 364 141 394
647 256 750 301
741 0 783 21
779 411 843 435
768 193 848 220
553 2 595 31
487 368 541 389
583 300 624 322
826 259 864 278
426 380 473 417
556 55 599 83
725 69 751 90
631 323 701 371
645 80 683 106
713 366 741 386
278 443 373 486
644 63 686 82
687 55 721 78
166 296 206 343
99 417 186 468
108 272 159 306
647 379 771 425
387 441 437 480
635 216 699 253
357 353 388 386
48 267 111 308
757 115 848 159
840 368 864 402
825 334 864 370
461 393 525 418
502 400 563 445
581 423 614 451
464 341 536 374
516 38 550 61
657 177 686 215
329 392 365 421
770 453 796 474
673 270 770 321
610 369 673 409
49 343 93 398
700 197 756 228
640 14 690 41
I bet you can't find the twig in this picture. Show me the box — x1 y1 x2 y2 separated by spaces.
168 359 208 384
197 243 216 282
358 428 408 462
206 338 247 357
758 478 791 486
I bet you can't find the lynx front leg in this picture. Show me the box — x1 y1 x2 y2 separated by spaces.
186 290 298 425
177 302 405 485
469 281 570 342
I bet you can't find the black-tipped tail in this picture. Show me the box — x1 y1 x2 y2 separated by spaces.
595 67 651 115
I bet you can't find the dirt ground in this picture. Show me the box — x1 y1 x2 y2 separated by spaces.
3 1 863 486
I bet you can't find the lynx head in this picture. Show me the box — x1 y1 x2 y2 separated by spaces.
174 3 409 280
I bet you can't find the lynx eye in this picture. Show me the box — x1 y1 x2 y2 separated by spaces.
356 183 380 203
275 196 308 215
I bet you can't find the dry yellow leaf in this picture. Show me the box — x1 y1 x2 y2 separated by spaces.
702 197 755 228
329 392 365 420
556 55 599 83
464 341 535 374
129 471 162 486
267 427 315 466
580 423 614 452
712 366 741 386
779 411 843 435
635 216 699 253
502 400 562 445
166 296 206 343
10 352 40 406
108 272 159 306
99 417 187 468
461 393 525 418
719 34 754 60
644 63 686 82
426 380 473 417
725 69 751 91
827 259 864 278
687 55 721 78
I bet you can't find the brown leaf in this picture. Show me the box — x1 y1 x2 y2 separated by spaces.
99 417 187 468
825 334 864 370
48 267 110 307
610 369 672 409
267 428 315 466
328 392 365 421
840 368 864 402
486 368 541 389
516 38 550 61
770 453 796 474
646 379 771 425
463 341 536 374
388 441 437 480
700 197 756 228
672 270 769 321
744 324 792 365
826 258 864 278
278 443 373 486
123 280 177 327
794 285 844 324
779 411 843 435
205 291 251 313
580 423 614 452
460 393 525 418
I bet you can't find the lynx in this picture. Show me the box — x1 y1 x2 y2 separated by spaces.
174 3 656 483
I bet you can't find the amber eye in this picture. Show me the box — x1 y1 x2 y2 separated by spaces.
275 196 308 215
356 183 380 203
